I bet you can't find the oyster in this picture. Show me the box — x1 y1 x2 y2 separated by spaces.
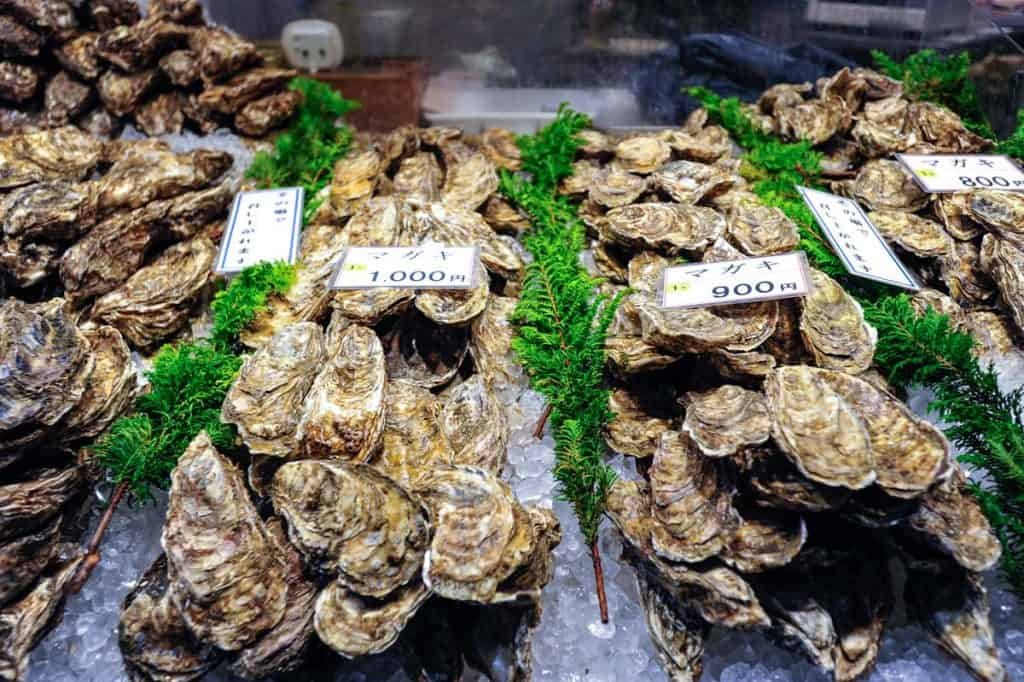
681 385 770 458
377 380 452 486
614 136 671 174
559 159 602 196
757 82 811 115
651 160 733 205
600 203 725 255
314 579 429 658
469 294 518 384
605 386 674 459
0 126 103 189
441 152 499 210
0 467 81 541
97 68 158 116
272 460 428 596
90 0 140 30
0 16 40 59
942 239 996 306
329 149 382 215
966 311 1016 357
720 508 806 573
636 570 709 682
42 71 92 126
235 90 301 137
799 269 877 373
649 431 738 563
0 299 92 451
727 200 801 256
967 190 1024 246
163 433 288 651
776 97 849 145
632 292 778 355
90 237 216 349
189 26 261 83
757 578 838 672
746 452 851 513
934 192 984 241
96 147 231 213
577 129 610 156
333 287 415 327
0 516 59 608
393 152 443 204
0 61 38 102
413 465 535 603
406 202 523 280
221 322 325 457
907 102 991 153
415 264 489 326
134 92 185 136
659 126 732 163
1 180 96 242
118 555 221 682
58 326 136 443
441 375 509 473
296 324 386 462
196 67 296 115
78 107 122 139
590 167 647 208
383 313 468 389
980 234 1024 333
836 159 929 212
159 49 199 88
868 210 950 257
95 17 192 72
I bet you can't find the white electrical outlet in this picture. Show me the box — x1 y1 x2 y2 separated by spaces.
281 19 344 74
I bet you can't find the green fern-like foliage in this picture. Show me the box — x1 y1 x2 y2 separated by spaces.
865 296 1024 595
246 77 359 222
872 49 996 139
996 110 1024 160
210 260 297 349
500 105 623 543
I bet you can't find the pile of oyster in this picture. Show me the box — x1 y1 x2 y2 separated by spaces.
0 125 235 351
750 66 1024 355
0 0 298 138
116 127 557 680
0 296 138 680
555 108 1009 679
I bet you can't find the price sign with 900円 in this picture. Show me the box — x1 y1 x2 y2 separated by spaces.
896 153 1024 193
329 246 479 290
660 252 812 309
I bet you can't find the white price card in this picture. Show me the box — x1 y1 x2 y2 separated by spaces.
661 252 812 309
896 153 1024 193
329 246 479 290
797 186 920 291
215 187 304 275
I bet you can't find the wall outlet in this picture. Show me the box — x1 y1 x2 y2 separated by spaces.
282 20 344 74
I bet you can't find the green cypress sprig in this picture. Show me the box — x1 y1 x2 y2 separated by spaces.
210 260 297 350
500 104 623 621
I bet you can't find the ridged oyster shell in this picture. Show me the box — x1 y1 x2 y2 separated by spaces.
799 269 877 373
681 385 771 458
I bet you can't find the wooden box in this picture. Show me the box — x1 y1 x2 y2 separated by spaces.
312 58 427 132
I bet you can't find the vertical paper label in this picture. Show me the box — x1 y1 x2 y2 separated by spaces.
660 252 812 309
216 187 303 275
329 246 479 290
797 186 919 291
896 153 1024 193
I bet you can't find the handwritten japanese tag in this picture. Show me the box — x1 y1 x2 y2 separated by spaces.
661 252 812 309
797 186 920 291
215 187 303 275
330 246 479 290
896 153 1024 193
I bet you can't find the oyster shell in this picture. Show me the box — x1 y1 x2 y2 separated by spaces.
590 167 647 208
470 294 518 384
559 159 601 196
0 467 81 541
934 192 983 241
297 324 386 462
757 578 838 672
0 516 59 609
43 71 92 126
0 16 39 60
966 311 1016 357
907 102 991 153
0 298 92 451
383 313 468 389
189 26 260 84
836 159 929 212
681 385 770 458
406 202 523 280
196 67 296 115
605 386 674 459
631 291 777 355
980 234 1024 333
636 570 709 682
163 433 288 651
58 326 136 443
649 431 738 563
329 149 382 214
221 322 325 457
868 210 950 257
1 179 96 245
134 92 185 136
90 237 216 350
614 136 671 174
0 126 103 190
272 460 428 597
746 452 851 513
377 380 452 487
776 97 849 145
577 129 610 156
659 126 731 163
758 82 811 115
441 375 509 473
314 579 429 659
943 239 996 306
118 555 221 682
600 203 725 255
393 152 443 204
800 269 877 373
97 68 158 116
651 160 733 205
441 152 499 210
159 49 199 88
413 465 535 603
720 508 806 573
97 146 231 214
0 61 38 102
968 190 1024 246
415 264 489 326
727 200 801 256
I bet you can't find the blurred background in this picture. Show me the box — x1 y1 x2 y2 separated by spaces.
189 1 1024 134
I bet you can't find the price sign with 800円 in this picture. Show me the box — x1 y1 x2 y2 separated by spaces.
660 252 812 309
329 245 479 290
896 153 1024 193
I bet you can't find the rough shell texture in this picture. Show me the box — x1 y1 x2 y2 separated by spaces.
651 160 733 205
162 433 288 651
441 375 509 473
470 294 518 385
58 325 136 443
590 167 647 208
601 203 725 255
376 380 452 487
221 322 325 457
441 152 499 210
727 200 801 257
719 508 806 573
383 314 468 389
296 324 386 462
415 264 489 326
980 234 1024 334
799 269 877 374
314 579 429 659
636 570 709 682
614 136 671 174
272 460 428 597
839 159 929 212
605 387 674 459
868 210 950 258
632 291 778 355
681 385 771 458
968 190 1024 246
0 126 102 190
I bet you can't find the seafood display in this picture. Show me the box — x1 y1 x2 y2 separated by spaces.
0 0 297 137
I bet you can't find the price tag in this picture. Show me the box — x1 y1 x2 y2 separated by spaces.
215 187 304 275
797 186 920 291
330 245 479 290
896 153 1024 193
661 252 812 309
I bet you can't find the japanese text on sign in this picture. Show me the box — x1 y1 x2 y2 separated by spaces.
797 186 920 291
660 252 812 309
215 187 304 275
330 246 479 290
896 153 1024 193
